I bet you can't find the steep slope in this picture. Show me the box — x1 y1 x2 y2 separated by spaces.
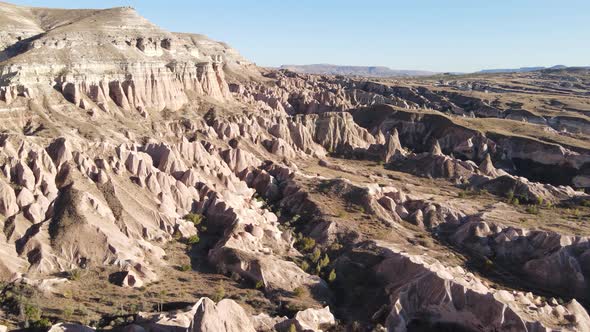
0 3 257 113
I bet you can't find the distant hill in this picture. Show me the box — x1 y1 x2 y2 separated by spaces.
279 64 436 77
477 65 568 74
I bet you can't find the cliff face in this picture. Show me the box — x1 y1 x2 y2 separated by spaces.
0 5 251 111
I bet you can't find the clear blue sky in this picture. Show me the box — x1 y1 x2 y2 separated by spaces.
10 0 590 72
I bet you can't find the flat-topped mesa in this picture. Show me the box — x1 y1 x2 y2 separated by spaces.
0 3 253 111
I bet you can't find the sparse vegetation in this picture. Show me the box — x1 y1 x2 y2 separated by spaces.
67 269 82 281
293 286 306 298
212 285 226 302
525 205 540 215
178 264 191 272
507 190 514 202
184 213 203 226
483 258 494 270
457 188 487 198
295 236 316 252
24 303 42 323
62 306 74 320
300 261 310 272
310 247 322 263
319 254 330 270
328 269 337 282
187 234 200 245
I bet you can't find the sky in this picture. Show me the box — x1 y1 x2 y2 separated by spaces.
10 0 590 72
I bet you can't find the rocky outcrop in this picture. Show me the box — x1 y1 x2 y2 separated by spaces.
48 323 95 332
0 177 18 217
134 298 334 332
375 241 590 332
352 104 590 189
444 213 590 304
0 5 253 111
383 129 405 162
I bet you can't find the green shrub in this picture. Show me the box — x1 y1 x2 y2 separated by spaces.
328 269 337 282
67 269 82 281
572 208 581 218
300 261 309 272
184 213 203 226
212 285 225 302
31 318 52 329
507 190 514 201
288 323 297 332
319 254 330 269
62 307 73 319
296 237 316 252
525 205 539 215
310 248 321 263
187 235 200 245
255 280 265 290
314 263 322 275
293 286 305 298
178 264 191 272
25 303 41 322
329 242 343 252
